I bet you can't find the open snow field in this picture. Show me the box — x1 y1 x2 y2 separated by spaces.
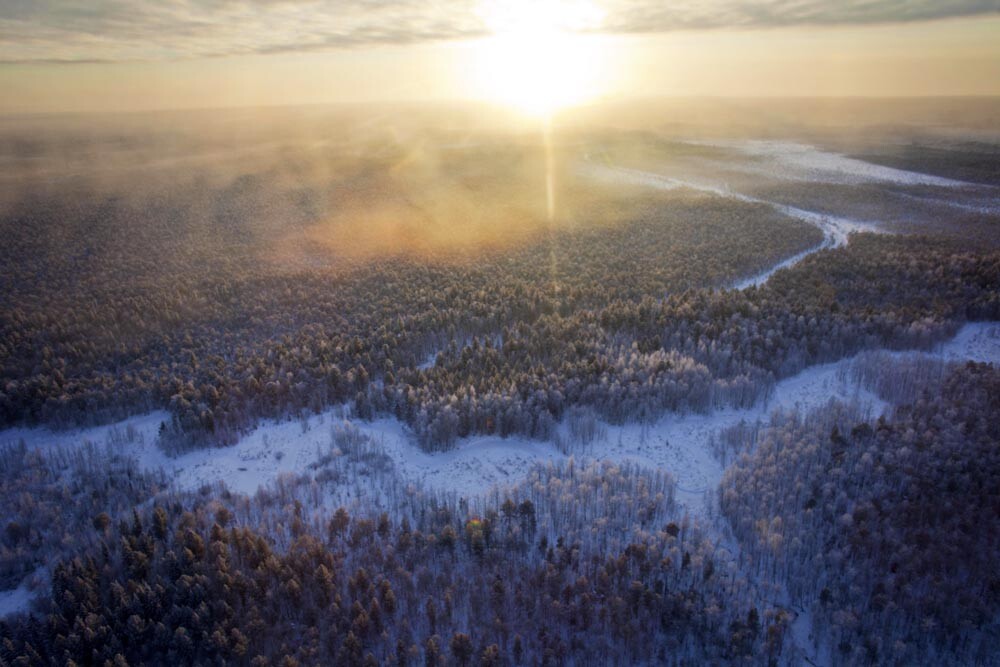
350 417 564 497
688 140 972 188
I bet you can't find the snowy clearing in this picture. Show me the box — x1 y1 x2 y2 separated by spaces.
588 353 889 513
0 568 45 619
580 161 751 201
0 323 995 616
0 582 34 619
769 205 881 247
352 418 564 498
934 321 1000 363
789 607 832 667
7 323 996 520
0 409 336 497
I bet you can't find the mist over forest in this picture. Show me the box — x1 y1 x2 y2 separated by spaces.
1 97 999 666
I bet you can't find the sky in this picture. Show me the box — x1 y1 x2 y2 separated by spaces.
1 0 999 114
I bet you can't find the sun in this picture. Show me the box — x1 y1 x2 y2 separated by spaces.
472 0 609 117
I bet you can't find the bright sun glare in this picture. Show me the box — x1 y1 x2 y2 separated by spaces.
474 0 608 116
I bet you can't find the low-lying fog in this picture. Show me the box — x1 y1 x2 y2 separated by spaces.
1 98 998 272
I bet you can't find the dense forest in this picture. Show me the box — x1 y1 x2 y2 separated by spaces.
721 362 1000 665
1 111 999 665
2 184 997 452
1 440 788 665
2 118 998 454
2 167 830 446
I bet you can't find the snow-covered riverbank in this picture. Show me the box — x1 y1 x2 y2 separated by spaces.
582 160 881 288
581 140 986 288
4 324 997 515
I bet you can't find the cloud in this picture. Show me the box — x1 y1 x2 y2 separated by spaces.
0 0 485 63
0 0 997 64
600 0 1000 33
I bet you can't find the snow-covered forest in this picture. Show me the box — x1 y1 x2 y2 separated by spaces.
1 105 999 665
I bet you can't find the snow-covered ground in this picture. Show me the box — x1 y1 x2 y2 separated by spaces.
356 419 563 497
896 190 1000 216
935 321 1000 363
580 163 688 193
149 416 337 495
730 241 827 290
0 568 45 619
0 361 878 517
580 161 749 201
0 409 338 497
770 204 881 247
788 607 832 667
0 411 174 451
0 581 34 617
687 140 972 188
582 354 889 513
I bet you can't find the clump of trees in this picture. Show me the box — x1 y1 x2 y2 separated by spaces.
1 458 790 665
0 431 166 592
720 363 1000 666
0 164 829 449
377 234 998 448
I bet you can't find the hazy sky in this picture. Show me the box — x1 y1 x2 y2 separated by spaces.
1 0 999 113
